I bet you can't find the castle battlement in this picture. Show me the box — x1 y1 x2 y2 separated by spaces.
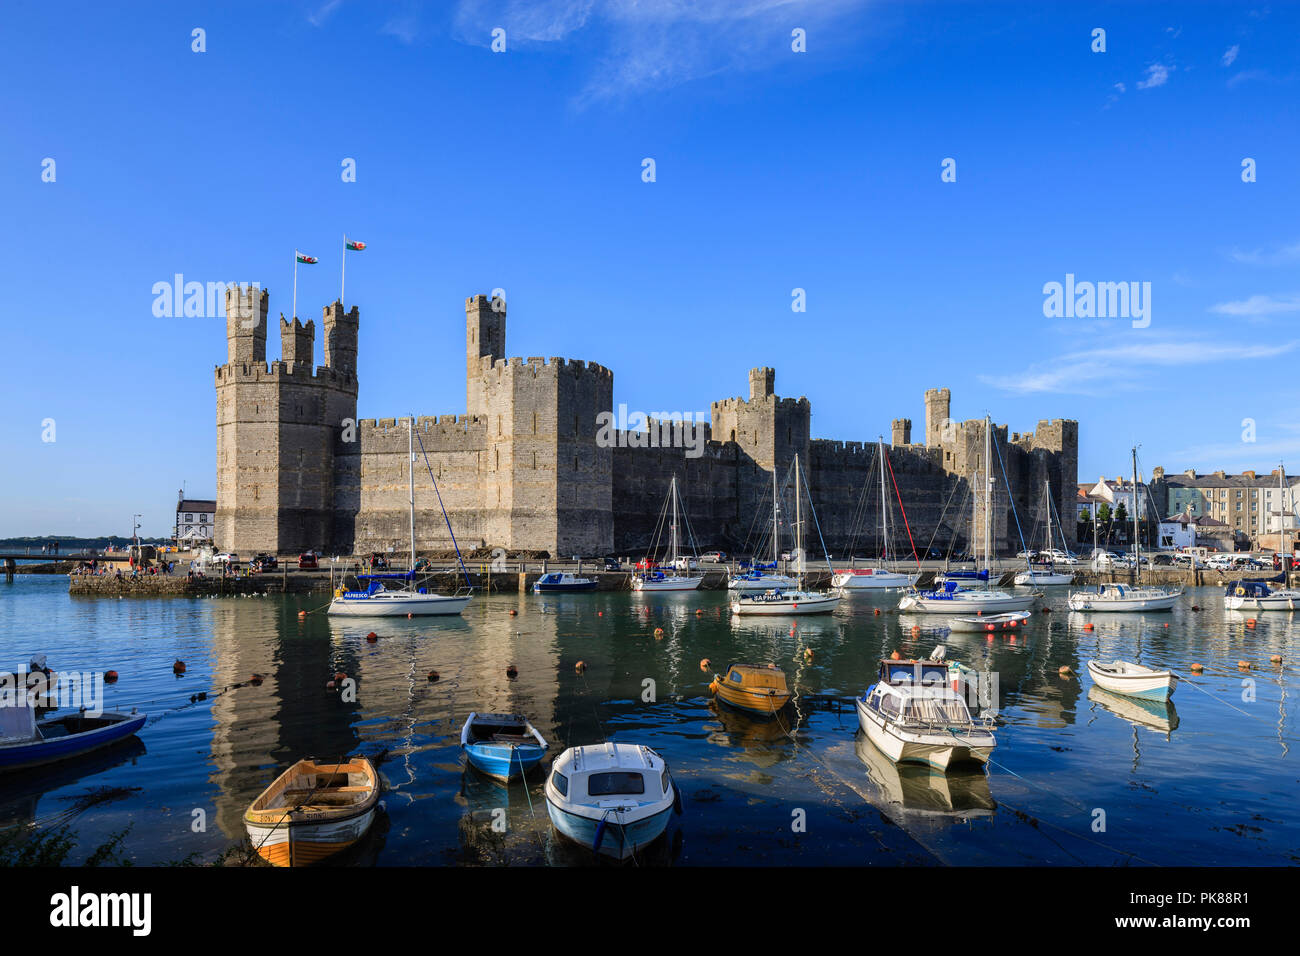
214 362 355 386
480 354 613 381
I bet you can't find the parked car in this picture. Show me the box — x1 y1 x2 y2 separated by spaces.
673 556 698 571
214 552 238 564
1042 549 1080 565
1016 549 1038 561
251 553 278 572
298 551 319 570
602 557 622 572
700 551 727 563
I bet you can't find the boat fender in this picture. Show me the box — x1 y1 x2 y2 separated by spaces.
672 784 683 815
699 658 710 671
593 817 608 854
334 589 343 598
104 670 119 683
708 679 719 694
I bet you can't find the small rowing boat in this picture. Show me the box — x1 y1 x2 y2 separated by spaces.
461 712 548 782
0 704 146 774
947 610 1031 633
1085 659 1176 701
243 757 381 867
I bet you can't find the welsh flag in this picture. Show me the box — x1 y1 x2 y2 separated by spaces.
296 253 318 264
345 240 366 251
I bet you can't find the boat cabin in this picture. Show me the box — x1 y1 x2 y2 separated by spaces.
722 663 788 693
550 743 670 807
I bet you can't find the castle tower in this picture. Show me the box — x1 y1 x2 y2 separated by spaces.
925 387 951 449
323 301 359 375
280 316 315 369
225 285 268 365
749 366 775 401
892 418 912 446
467 293 506 418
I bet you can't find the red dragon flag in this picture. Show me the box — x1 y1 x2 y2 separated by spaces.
345 239 366 251
296 253 319 263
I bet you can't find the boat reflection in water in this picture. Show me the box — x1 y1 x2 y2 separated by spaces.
1087 685 1180 737
0 735 147 829
854 734 996 819
706 700 799 770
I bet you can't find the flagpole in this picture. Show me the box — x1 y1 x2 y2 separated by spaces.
292 248 299 321
341 234 347 307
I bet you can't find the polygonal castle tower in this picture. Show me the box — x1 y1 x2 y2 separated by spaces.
215 286 358 554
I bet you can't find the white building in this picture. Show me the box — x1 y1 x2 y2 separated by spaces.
175 494 216 547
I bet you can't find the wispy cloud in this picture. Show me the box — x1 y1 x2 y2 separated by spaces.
1136 63 1173 89
1221 44 1240 66
981 337 1300 396
1227 69 1270 88
452 0 872 106
1229 241 1300 266
1209 294 1300 317
308 0 344 27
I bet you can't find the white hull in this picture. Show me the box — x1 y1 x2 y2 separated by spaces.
244 807 376 856
327 592 472 616
831 569 917 590
899 590 1035 614
855 699 993 769
632 575 702 592
1067 587 1180 612
727 574 797 592
730 591 841 616
1224 591 1300 611
1086 659 1176 701
1013 569 1073 586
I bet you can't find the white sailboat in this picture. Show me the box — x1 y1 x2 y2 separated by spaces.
1067 447 1181 613
631 475 703 592
1224 462 1300 610
328 416 473 616
832 437 919 591
899 415 1035 615
731 455 841 616
727 468 796 593
1014 479 1074 586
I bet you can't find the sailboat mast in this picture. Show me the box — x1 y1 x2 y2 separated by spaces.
670 475 680 562
984 415 992 569
879 437 889 568
408 416 416 582
794 453 803 578
772 467 779 566
1132 446 1141 583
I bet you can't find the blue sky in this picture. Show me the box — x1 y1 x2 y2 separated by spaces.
2 0 1298 537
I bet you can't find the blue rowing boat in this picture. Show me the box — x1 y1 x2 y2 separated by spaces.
0 705 147 773
460 712 548 782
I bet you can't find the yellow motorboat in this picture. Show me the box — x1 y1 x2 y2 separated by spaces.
710 663 792 718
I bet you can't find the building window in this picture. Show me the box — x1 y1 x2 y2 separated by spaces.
186 514 193 522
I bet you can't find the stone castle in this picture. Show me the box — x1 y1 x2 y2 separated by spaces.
215 287 1079 558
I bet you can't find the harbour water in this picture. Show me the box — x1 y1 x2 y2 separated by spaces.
2 575 1297 866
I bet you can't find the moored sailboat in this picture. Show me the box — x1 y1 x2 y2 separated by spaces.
632 475 703 592
832 438 920 590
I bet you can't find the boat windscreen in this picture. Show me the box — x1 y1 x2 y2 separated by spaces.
586 771 646 796
902 696 971 724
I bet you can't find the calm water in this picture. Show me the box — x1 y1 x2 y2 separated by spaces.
2 575 1298 866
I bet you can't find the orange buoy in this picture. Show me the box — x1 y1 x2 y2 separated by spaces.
333 671 347 682
1270 654 1283 664
910 625 920 635
598 611 603 617
1058 665 1071 675
298 610 307 619
575 660 586 673
890 650 902 661
1191 605 1200 612
250 673 264 685
1041 606 1052 614
976 610 983 616
873 608 881 616
406 612 413 619
366 631 379 643
1246 619 1257 628
506 664 518 678
803 648 814 660
986 623 995 632
510 609 518 616
427 669 440 682
1083 622 1094 631
104 670 119 683
1163 623 1169 628
699 658 711 671
1009 619 1018 627
1238 660 1252 669
696 609 703 616
1190 662 1204 672
173 660 186 674
654 627 665 637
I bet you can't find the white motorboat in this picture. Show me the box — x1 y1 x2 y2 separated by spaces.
946 610 1031 633
544 742 681 861
1014 567 1073 586
1067 447 1179 613
1086 659 1176 701
1067 582 1180 612
899 580 1035 614
832 568 917 590
631 476 703 593
329 415 473 617
731 454 840 616
831 437 921 591
856 655 997 769
1224 579 1300 611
